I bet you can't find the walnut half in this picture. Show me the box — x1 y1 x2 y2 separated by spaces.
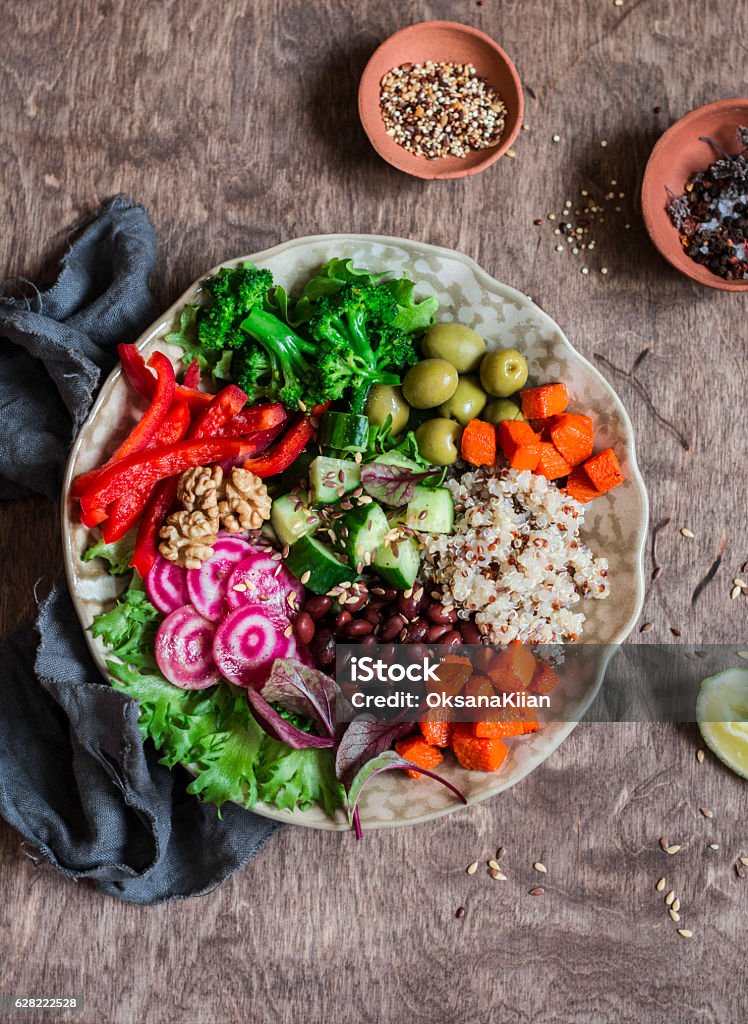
218 468 271 533
178 465 223 532
159 510 218 570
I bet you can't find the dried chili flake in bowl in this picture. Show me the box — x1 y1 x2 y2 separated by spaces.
666 126 748 281
379 61 507 160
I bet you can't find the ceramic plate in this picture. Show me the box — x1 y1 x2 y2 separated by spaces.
62 234 648 831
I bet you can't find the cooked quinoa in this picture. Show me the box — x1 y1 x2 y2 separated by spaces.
420 467 609 644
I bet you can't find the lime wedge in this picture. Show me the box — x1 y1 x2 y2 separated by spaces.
696 668 748 779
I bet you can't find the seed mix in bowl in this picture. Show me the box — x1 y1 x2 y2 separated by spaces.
380 61 507 159
420 467 610 644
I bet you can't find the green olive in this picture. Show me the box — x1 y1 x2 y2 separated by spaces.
438 375 487 426
479 348 529 397
415 418 462 466
482 398 525 425
421 322 487 373
365 385 410 435
402 358 459 410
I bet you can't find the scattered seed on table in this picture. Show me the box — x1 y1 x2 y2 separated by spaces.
487 859 500 871
740 856 748 867
490 869 507 881
696 749 705 763
736 863 747 879
533 862 547 874
466 861 478 875
678 929 693 938
496 847 505 860
600 139 608 147
552 134 561 143
656 877 666 892
733 578 747 588
709 843 720 851
668 908 681 922
666 845 682 855
737 651 748 660
670 627 682 637
731 586 742 599
699 807 713 818
601 267 609 275
681 527 695 538
640 622 654 633
672 897 681 913
665 890 675 906
455 906 465 919
528 887 545 896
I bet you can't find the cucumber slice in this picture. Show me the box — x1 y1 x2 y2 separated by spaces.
320 411 370 453
309 456 362 505
343 503 389 572
284 535 357 595
270 493 321 548
373 535 420 590
405 485 454 534
696 668 748 779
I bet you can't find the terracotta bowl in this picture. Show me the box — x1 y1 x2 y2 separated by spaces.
358 21 523 180
641 98 748 291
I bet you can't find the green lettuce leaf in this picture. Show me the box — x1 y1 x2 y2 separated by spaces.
383 278 439 334
165 304 220 372
257 738 344 816
82 531 137 575
90 589 160 671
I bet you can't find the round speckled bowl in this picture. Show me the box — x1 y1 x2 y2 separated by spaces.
62 234 648 831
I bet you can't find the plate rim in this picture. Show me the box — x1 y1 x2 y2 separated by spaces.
62 232 649 831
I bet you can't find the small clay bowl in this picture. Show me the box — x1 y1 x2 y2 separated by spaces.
358 21 523 180
642 98 748 291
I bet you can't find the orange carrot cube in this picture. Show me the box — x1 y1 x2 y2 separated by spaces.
451 724 508 772
535 442 572 480
461 418 497 467
566 465 602 503
419 719 453 748
487 645 537 693
498 420 541 471
395 736 444 779
549 413 594 466
520 383 569 420
581 448 625 494
530 661 559 696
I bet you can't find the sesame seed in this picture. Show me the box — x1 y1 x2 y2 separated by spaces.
656 877 666 892
680 527 695 538
600 139 608 147
699 807 713 818
708 843 719 850
740 856 748 866
552 134 560 143
490 870 507 881
300 571 311 585
528 887 545 896
487 859 500 871
668 908 680 922
666 845 682 855
672 897 681 913
466 861 478 875
533 861 547 873
731 586 742 599
665 890 675 906
696 749 705 763
677 929 693 938
600 267 609 275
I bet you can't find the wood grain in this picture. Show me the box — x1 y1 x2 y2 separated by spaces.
1 1 748 1021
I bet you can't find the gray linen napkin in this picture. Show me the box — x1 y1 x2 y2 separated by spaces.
0 196 279 904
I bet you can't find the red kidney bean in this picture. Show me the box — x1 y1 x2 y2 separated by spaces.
363 605 383 625
425 622 452 643
344 592 368 613
397 594 421 620
437 630 462 649
458 620 482 644
373 585 398 603
360 634 378 646
311 628 335 666
304 595 332 620
380 614 406 642
346 618 373 637
293 612 315 645
425 602 458 626
406 618 428 642
334 610 352 631
405 642 429 664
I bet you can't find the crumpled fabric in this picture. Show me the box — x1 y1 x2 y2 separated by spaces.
0 197 279 904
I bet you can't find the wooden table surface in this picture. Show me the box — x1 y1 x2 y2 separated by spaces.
2 2 747 1022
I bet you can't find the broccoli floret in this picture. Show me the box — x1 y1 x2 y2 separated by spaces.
237 306 327 409
308 284 418 412
196 265 274 351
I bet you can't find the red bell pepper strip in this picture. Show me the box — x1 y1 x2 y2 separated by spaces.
118 343 213 409
130 477 179 579
127 417 286 575
71 353 176 498
79 437 261 528
215 402 287 438
100 401 191 543
189 384 248 440
241 408 323 479
182 360 201 389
